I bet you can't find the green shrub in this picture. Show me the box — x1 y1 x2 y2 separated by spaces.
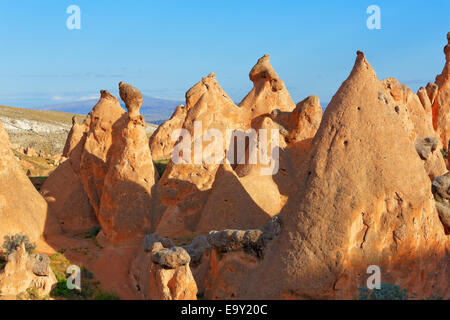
441 148 448 159
89 226 101 238
356 282 417 300
94 292 120 300
2 233 36 256
48 253 120 300
154 159 170 177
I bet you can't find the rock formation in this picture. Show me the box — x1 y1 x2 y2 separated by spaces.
41 117 97 234
98 82 158 244
43 84 158 244
382 78 447 179
239 54 296 120
204 52 449 300
80 90 126 215
153 73 245 238
154 57 317 238
0 244 57 299
131 235 197 300
432 32 450 155
62 116 87 158
196 96 322 233
0 122 52 242
432 172 450 234
150 105 187 161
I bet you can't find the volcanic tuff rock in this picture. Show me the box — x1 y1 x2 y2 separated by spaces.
131 238 197 300
98 82 158 244
0 244 57 298
0 122 53 242
41 117 97 233
239 54 296 120
382 77 447 179
80 90 126 215
196 96 322 233
150 105 187 161
153 73 245 238
432 172 450 200
154 56 319 237
43 84 158 244
432 32 450 159
205 51 449 300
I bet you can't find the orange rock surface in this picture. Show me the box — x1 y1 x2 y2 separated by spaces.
205 52 449 300
98 82 158 244
0 122 53 243
432 32 450 155
150 105 187 161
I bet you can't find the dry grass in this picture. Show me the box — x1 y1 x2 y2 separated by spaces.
0 105 86 126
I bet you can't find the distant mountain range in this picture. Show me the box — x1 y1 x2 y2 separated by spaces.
40 95 184 123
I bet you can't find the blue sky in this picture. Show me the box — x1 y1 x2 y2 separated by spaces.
0 0 449 108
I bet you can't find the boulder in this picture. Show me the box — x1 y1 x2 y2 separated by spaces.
382 77 447 179
435 202 450 230
432 172 450 200
130 239 197 300
0 244 57 298
415 137 439 160
151 247 191 269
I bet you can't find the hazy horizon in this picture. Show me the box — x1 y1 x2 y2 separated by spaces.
0 0 449 110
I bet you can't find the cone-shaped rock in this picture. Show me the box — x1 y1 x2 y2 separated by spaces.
382 77 447 179
154 73 244 238
0 123 51 242
80 90 126 215
206 52 449 299
432 32 450 155
98 82 158 245
149 105 187 161
41 116 98 233
239 54 296 121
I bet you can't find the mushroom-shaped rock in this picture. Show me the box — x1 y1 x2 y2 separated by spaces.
96 83 158 245
119 81 144 118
